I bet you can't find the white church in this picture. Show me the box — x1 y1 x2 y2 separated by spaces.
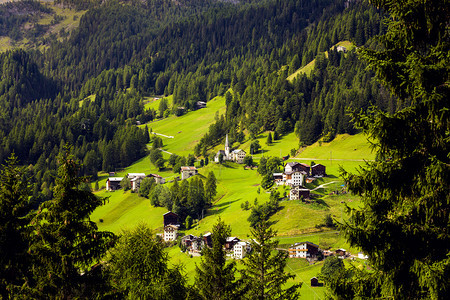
214 134 246 164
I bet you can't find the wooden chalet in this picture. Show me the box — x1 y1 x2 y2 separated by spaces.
225 237 240 250
289 241 320 258
163 211 179 227
106 177 123 191
311 164 326 177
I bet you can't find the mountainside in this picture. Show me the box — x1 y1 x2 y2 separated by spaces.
0 0 390 205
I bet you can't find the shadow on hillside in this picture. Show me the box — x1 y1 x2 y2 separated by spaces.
221 162 237 169
315 199 329 208
208 199 240 216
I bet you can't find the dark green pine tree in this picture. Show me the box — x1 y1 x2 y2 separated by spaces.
205 171 217 205
0 154 34 298
195 218 241 300
144 125 150 143
29 146 117 298
240 218 301 300
109 224 187 299
338 0 450 299
266 132 272 146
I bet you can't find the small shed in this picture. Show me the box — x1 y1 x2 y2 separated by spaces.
196 101 207 109
310 277 319 287
311 164 326 177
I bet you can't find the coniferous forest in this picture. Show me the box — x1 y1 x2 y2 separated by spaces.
0 0 448 298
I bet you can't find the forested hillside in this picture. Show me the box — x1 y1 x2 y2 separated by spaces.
0 0 392 199
1 0 448 298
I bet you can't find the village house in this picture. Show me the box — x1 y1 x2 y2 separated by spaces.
289 241 320 259
273 173 284 185
225 237 240 250
311 164 326 177
163 225 179 241
233 241 251 259
202 232 213 248
335 248 348 259
181 166 198 180
147 173 165 184
106 177 123 191
127 173 146 191
284 171 306 187
274 162 314 187
290 186 311 200
181 234 204 252
231 149 246 164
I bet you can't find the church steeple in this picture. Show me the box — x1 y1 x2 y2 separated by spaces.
225 134 230 158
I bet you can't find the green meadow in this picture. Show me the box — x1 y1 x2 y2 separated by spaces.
90 99 374 299
141 95 226 156
144 95 174 111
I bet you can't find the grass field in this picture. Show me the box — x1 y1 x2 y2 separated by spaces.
141 95 226 156
144 95 174 111
92 130 372 236
90 190 168 233
90 105 373 299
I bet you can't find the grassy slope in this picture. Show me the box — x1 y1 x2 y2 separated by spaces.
287 40 356 82
90 96 374 299
144 95 174 111
141 95 226 156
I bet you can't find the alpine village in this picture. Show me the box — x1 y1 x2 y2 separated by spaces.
0 0 448 299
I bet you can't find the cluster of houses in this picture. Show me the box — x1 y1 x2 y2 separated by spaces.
105 166 199 191
288 241 368 261
287 241 369 287
273 162 327 201
106 173 165 191
161 211 251 259
214 134 246 164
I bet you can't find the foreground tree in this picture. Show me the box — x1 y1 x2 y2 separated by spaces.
240 218 301 299
109 224 187 299
30 146 117 298
339 0 449 299
0 154 33 298
195 218 241 299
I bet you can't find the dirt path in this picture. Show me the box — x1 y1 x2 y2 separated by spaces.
152 132 174 138
159 149 173 155
312 181 338 191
